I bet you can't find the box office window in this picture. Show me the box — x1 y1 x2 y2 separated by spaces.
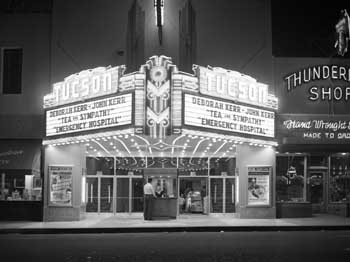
2 48 23 94
330 153 350 202
276 156 305 202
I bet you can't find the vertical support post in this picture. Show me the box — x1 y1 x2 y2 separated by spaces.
223 177 226 213
129 176 132 213
97 177 101 214
304 155 308 202
113 157 117 215
325 155 331 212
1 173 5 200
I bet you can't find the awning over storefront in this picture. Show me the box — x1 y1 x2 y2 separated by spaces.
0 139 41 175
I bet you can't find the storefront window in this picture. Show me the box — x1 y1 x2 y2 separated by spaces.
178 157 208 176
330 153 350 202
276 155 305 202
86 157 114 175
1 172 42 201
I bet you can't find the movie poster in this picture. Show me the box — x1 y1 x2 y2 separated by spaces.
247 166 271 206
49 165 73 206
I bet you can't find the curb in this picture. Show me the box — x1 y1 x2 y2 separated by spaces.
1 225 350 234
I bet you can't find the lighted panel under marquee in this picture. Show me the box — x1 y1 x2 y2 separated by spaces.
46 93 133 137
184 93 275 138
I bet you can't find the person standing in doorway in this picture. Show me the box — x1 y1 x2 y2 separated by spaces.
143 178 156 220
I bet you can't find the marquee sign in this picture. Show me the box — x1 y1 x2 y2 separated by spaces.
195 66 277 109
278 114 350 144
43 66 124 108
184 93 275 138
46 93 133 137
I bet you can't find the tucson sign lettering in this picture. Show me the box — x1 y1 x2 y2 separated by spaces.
44 66 124 108
196 66 277 109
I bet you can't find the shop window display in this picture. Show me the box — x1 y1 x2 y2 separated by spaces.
0 172 42 201
276 156 305 202
330 153 350 202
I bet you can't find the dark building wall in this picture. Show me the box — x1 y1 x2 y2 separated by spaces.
0 14 51 115
0 13 50 138
51 0 130 83
51 0 273 86
193 0 273 86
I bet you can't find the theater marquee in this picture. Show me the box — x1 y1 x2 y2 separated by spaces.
46 93 133 136
184 93 275 138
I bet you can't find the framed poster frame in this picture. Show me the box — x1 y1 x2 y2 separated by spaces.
48 165 73 206
247 165 272 207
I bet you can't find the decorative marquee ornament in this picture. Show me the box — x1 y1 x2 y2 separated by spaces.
145 56 173 139
150 66 168 84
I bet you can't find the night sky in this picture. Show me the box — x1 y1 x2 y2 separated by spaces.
272 0 350 57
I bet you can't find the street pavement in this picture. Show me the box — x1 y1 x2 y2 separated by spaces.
0 213 350 234
0 231 350 262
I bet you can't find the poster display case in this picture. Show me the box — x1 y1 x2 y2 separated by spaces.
49 165 73 206
247 166 272 206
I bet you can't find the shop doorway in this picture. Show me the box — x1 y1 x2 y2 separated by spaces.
179 177 208 214
307 168 327 213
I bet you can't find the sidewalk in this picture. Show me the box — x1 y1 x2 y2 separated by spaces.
1 213 350 234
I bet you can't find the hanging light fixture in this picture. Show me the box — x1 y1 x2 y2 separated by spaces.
154 0 164 45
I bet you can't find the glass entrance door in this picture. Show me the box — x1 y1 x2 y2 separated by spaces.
307 170 326 213
86 177 98 212
100 178 114 212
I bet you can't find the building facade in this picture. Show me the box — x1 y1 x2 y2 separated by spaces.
42 55 277 221
274 57 350 217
